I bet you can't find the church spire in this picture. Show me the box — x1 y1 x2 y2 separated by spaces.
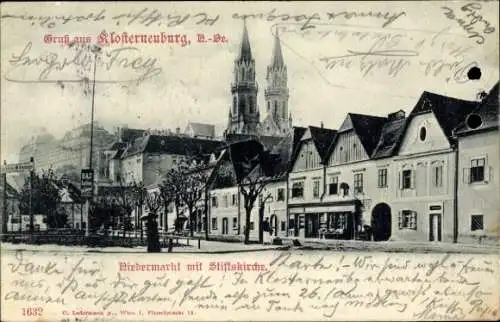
270 29 284 68
238 19 252 62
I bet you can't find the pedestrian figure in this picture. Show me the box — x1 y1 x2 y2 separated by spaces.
142 213 161 252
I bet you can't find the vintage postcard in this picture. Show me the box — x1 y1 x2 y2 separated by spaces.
1 1 499 321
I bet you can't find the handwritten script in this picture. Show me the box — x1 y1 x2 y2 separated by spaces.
1 250 498 321
6 41 162 85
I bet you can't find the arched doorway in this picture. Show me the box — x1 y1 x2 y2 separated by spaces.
371 203 391 241
270 215 278 236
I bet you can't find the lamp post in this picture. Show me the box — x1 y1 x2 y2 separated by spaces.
85 44 101 237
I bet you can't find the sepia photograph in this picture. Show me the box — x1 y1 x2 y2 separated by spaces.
1 1 499 321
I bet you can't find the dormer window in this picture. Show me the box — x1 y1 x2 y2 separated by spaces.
419 127 427 141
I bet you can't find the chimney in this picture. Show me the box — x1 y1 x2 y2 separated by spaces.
176 127 180 134
476 90 487 101
388 110 405 121
320 121 324 128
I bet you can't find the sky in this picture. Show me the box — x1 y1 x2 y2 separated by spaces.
1 1 499 163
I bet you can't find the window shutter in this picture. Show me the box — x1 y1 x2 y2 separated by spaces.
398 211 402 229
488 166 493 183
398 172 402 190
463 168 470 184
410 170 416 189
484 157 490 182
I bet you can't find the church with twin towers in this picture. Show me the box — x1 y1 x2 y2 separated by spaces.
225 22 292 137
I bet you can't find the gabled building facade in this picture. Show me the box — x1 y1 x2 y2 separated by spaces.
323 113 388 240
288 126 337 239
454 83 499 245
391 92 477 242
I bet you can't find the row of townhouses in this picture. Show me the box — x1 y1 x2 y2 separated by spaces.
165 83 498 245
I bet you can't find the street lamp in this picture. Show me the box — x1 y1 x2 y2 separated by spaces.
85 44 101 237
88 44 101 173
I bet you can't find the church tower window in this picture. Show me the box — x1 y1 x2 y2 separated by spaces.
250 97 255 114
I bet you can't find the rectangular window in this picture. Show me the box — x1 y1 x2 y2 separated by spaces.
291 182 304 198
402 170 412 189
231 194 236 206
328 176 338 195
398 210 417 230
354 173 363 194
212 218 218 230
288 218 295 229
211 197 218 207
232 218 238 230
470 158 485 182
277 188 285 201
433 165 443 187
378 168 388 188
471 215 484 231
313 179 320 198
281 221 286 231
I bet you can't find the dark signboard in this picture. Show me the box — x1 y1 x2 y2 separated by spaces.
81 169 94 198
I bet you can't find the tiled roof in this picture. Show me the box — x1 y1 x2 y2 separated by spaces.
290 126 337 168
407 91 477 143
225 133 284 151
308 126 338 162
454 82 499 136
228 139 264 182
186 122 215 138
371 116 407 159
348 113 388 156
121 134 225 158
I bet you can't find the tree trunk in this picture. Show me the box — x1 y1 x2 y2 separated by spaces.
122 211 128 239
258 205 264 244
244 208 251 244
139 205 143 242
189 208 194 237
163 203 168 231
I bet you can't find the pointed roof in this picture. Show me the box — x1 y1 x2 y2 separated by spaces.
348 113 388 156
405 91 477 144
290 126 337 168
372 115 407 159
270 31 284 68
238 20 252 62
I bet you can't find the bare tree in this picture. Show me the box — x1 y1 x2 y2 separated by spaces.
158 179 175 232
167 162 208 237
240 172 268 244
112 179 136 238
145 191 162 216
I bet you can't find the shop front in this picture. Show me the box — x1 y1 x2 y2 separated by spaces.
288 201 361 240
